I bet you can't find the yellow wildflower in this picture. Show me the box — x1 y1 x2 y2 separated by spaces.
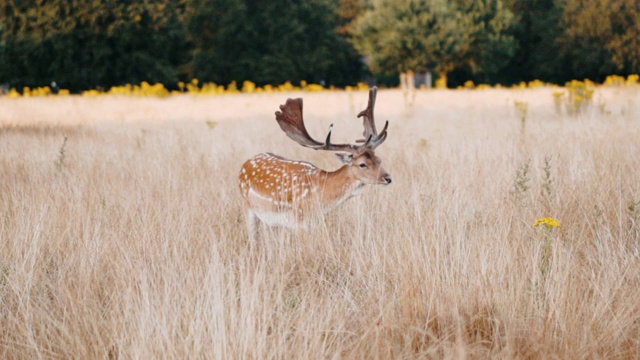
242 80 256 93
527 79 546 88
534 217 560 228
7 88 21 98
305 83 324 92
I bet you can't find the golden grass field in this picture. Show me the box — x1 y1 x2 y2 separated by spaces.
1 87 639 358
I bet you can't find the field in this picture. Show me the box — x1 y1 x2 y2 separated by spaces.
1 87 639 358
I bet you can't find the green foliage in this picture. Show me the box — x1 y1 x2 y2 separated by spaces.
556 0 618 81
0 0 362 91
352 0 516 84
499 0 562 84
183 0 363 86
459 0 518 80
0 0 189 91
0 0 638 90
556 0 640 81
502 0 640 84
351 0 465 75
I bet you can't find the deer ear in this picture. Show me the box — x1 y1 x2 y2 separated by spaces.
334 152 353 165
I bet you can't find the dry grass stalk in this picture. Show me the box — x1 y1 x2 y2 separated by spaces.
0 88 639 358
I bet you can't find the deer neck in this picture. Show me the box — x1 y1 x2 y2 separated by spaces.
317 165 364 212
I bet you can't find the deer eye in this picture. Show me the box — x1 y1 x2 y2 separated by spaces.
359 163 367 169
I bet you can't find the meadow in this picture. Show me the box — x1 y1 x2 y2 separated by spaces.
0 86 639 358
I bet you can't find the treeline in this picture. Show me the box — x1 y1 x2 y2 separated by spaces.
1 0 639 92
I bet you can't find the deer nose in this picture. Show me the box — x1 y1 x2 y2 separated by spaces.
383 175 392 184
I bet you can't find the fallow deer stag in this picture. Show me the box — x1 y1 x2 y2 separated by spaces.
239 87 391 235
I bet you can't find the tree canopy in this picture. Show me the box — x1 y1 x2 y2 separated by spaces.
1 0 189 91
556 0 640 81
0 0 638 91
184 0 362 86
351 0 517 85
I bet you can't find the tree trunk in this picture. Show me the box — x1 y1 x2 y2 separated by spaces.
407 70 415 89
400 71 416 90
400 73 408 91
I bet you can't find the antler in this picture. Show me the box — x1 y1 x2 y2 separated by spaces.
356 86 388 149
275 87 389 154
275 98 361 154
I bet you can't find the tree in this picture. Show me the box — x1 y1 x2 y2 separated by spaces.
456 0 518 83
501 0 562 84
352 0 459 77
351 0 516 87
608 0 640 74
557 0 640 81
336 0 366 36
183 0 363 86
556 0 618 81
0 0 189 91
182 0 247 83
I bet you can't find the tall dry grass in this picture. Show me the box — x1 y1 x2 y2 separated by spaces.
1 88 639 358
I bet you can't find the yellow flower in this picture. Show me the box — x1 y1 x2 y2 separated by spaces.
242 80 256 93
305 83 324 92
435 77 447 89
7 88 21 98
356 82 369 91
527 79 546 88
82 89 102 97
534 217 560 228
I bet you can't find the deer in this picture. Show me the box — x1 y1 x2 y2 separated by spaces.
238 87 391 237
